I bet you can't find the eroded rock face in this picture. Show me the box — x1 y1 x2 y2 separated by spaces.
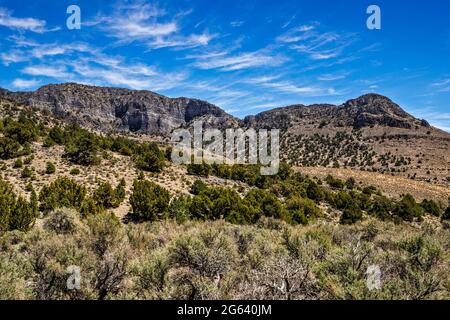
0 84 433 137
1 83 238 136
245 94 424 130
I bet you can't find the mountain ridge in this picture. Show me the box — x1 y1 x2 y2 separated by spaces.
0 83 443 135
0 82 449 185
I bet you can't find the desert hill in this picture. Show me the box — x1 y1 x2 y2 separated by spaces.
1 84 449 185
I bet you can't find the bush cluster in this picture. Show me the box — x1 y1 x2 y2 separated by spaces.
0 178 37 232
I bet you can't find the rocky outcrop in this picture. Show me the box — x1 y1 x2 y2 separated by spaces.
246 94 428 130
0 83 238 135
0 84 436 136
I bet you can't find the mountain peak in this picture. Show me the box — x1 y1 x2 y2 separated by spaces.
343 93 411 120
337 94 427 129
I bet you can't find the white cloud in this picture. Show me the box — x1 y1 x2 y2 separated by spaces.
264 81 335 95
148 32 216 49
431 79 450 92
245 75 283 84
278 23 355 61
281 15 297 29
0 7 59 33
277 24 317 42
30 43 92 59
409 107 450 132
12 78 40 89
22 65 72 79
317 72 349 81
68 56 187 91
0 50 27 65
90 2 211 50
6 35 39 47
192 50 288 71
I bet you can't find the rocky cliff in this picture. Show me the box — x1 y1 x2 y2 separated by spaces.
0 84 440 136
0 83 239 136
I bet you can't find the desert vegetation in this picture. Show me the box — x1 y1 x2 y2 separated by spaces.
0 102 449 300
0 209 448 300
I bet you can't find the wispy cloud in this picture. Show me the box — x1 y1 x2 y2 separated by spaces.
409 106 450 132
0 7 59 33
22 65 72 79
65 51 188 91
12 78 40 89
191 49 288 71
30 43 92 59
245 75 344 97
0 50 27 65
263 81 341 96
281 15 297 29
431 79 450 92
317 72 349 81
278 23 356 60
148 32 216 50
90 2 212 50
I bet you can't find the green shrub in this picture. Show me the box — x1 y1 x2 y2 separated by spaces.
70 168 80 175
0 178 35 232
92 180 126 209
47 126 65 144
134 143 166 173
130 179 170 221
168 195 192 223
244 189 284 220
394 194 424 222
46 162 56 174
9 196 36 232
209 188 242 221
187 162 212 177
13 158 23 168
332 191 354 210
442 206 450 221
286 196 322 225
3 116 38 145
369 196 394 221
340 205 363 225
39 177 87 213
190 180 208 195
0 137 21 159
189 194 213 220
326 175 345 189
93 182 116 209
114 178 126 206
64 131 100 166
306 181 324 202
345 177 356 190
80 196 105 217
420 199 442 217
20 166 33 179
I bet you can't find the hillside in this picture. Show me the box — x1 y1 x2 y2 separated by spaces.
246 94 450 185
0 87 449 301
1 84 449 186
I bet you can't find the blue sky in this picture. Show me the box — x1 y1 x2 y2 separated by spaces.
0 0 449 131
